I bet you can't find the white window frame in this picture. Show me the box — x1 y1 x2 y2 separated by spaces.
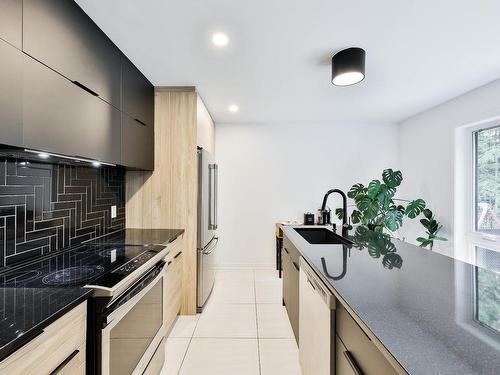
454 116 500 263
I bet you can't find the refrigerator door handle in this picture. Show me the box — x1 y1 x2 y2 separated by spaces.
209 164 218 230
214 164 218 230
202 236 219 255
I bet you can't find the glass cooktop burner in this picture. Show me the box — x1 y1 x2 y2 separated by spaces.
42 265 105 286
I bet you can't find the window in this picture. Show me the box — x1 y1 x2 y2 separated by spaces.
474 246 500 335
474 126 500 234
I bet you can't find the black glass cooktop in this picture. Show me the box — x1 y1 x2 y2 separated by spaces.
0 243 166 289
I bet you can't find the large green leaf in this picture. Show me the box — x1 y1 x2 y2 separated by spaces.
335 208 344 220
376 184 396 209
347 183 365 199
351 210 362 224
405 199 426 218
355 195 372 211
382 169 403 188
383 209 403 231
423 208 433 219
367 180 381 199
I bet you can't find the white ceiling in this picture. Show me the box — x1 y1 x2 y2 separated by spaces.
76 0 500 124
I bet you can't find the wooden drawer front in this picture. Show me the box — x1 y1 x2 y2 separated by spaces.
336 335 357 375
336 304 398 375
283 235 300 264
0 301 87 375
164 251 183 330
143 338 165 375
164 236 183 263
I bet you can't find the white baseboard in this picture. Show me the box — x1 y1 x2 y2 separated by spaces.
212 263 275 270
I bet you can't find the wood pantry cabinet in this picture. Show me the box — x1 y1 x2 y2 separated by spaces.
0 301 87 375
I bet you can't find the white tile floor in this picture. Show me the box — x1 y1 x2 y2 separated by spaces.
160 269 302 375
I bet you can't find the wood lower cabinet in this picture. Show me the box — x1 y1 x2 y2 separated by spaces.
164 238 184 330
281 242 300 343
0 301 87 375
336 303 399 375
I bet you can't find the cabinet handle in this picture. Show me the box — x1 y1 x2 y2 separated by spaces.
50 349 79 374
174 251 182 259
72 81 99 97
292 261 299 271
306 277 316 290
283 247 289 254
134 118 147 126
343 351 364 375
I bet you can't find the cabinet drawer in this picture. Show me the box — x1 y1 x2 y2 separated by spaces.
336 335 357 375
0 301 87 375
164 248 183 331
336 304 398 375
23 0 122 107
283 236 300 264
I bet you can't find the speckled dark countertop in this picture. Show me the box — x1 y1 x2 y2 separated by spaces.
0 228 184 361
283 225 500 375
0 287 91 361
84 228 184 246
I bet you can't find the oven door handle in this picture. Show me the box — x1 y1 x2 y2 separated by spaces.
103 264 164 325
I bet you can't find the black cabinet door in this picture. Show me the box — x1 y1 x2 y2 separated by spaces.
22 55 121 164
0 0 22 49
23 0 122 108
0 40 23 146
122 58 154 127
122 114 154 170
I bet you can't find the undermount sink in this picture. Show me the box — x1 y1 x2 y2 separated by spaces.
294 227 353 245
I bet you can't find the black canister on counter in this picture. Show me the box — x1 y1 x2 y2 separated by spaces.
304 212 315 225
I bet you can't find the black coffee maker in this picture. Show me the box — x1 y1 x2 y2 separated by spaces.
317 207 331 225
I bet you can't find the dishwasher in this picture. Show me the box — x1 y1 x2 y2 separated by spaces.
299 258 336 375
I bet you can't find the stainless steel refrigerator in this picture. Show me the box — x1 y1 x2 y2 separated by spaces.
197 147 218 310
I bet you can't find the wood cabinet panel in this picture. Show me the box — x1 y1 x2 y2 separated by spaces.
0 40 23 146
22 54 122 164
282 245 300 343
164 247 183 330
23 0 122 107
0 301 87 375
336 335 357 375
336 303 399 375
0 0 22 48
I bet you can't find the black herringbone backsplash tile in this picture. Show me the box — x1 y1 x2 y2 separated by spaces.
0 157 125 267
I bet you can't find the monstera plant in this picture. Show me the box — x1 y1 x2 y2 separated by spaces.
336 169 446 250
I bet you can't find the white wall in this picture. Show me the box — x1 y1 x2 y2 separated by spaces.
214 122 398 268
398 78 500 258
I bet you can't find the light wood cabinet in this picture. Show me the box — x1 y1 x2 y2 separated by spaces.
126 88 215 314
336 303 399 375
282 235 300 343
0 301 87 375
164 237 184 330
0 0 22 49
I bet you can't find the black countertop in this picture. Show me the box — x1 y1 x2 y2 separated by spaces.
0 287 91 361
0 227 184 362
84 228 184 246
283 225 500 375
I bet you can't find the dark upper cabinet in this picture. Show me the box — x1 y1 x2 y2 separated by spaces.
122 114 154 170
0 40 23 146
0 0 22 49
23 0 122 108
22 54 121 164
122 57 154 127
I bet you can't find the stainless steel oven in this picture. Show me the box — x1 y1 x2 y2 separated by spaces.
99 261 165 375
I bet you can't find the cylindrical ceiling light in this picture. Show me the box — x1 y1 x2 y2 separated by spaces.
331 47 366 86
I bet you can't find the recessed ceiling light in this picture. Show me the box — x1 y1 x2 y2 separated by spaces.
212 32 229 47
228 104 239 113
38 152 50 159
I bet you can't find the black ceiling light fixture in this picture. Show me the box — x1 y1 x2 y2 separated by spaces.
331 47 366 86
